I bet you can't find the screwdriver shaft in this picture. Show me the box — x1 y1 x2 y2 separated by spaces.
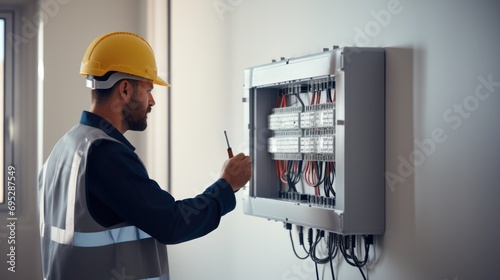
224 130 234 158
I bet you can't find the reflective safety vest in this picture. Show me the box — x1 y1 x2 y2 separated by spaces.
38 124 169 280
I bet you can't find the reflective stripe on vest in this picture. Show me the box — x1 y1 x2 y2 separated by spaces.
47 150 81 245
71 225 151 247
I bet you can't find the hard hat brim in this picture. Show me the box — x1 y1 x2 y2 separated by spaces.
154 76 170 87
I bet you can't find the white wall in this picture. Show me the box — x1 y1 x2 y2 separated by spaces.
169 0 500 279
42 0 142 157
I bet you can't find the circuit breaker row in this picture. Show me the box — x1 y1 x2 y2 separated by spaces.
279 191 336 208
268 103 336 159
267 133 335 154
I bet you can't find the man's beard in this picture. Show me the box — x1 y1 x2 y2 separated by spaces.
122 91 149 131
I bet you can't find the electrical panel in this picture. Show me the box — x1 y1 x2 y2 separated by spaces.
242 47 385 235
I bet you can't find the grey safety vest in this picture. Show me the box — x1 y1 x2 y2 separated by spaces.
38 124 169 280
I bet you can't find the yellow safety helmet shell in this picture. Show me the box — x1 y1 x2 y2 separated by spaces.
80 32 170 87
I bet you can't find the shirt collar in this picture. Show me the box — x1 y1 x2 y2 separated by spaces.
79 111 136 151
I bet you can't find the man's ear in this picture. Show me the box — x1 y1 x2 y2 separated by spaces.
117 80 132 101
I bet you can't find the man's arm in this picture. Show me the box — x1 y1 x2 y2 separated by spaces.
86 140 236 244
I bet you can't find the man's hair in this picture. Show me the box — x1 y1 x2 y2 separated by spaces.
91 72 139 102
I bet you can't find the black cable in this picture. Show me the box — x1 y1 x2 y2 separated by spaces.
325 232 338 280
327 88 332 103
329 255 336 280
356 265 367 280
288 226 309 260
330 163 336 196
286 161 297 192
299 226 310 255
315 262 320 280
294 92 305 110
329 232 339 260
309 230 321 263
310 161 325 189
350 245 367 280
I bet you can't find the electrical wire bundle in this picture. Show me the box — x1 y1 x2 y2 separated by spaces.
288 224 372 280
286 160 303 192
323 162 335 198
338 235 372 280
288 226 339 280
303 88 336 201
326 87 336 103
303 160 324 195
310 230 339 280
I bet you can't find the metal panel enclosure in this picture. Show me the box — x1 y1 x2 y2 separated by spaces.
243 47 385 235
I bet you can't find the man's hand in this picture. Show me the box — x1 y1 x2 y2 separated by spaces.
220 153 251 192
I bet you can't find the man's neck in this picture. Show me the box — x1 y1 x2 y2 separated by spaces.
89 104 127 134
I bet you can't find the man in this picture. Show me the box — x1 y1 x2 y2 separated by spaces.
38 31 251 280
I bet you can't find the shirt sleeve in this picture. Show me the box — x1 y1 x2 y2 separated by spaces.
86 139 236 244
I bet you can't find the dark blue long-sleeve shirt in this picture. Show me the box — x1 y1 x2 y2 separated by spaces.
81 111 236 244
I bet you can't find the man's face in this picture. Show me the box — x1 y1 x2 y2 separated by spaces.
123 80 155 131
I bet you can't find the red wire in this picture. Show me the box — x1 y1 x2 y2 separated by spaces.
303 161 312 186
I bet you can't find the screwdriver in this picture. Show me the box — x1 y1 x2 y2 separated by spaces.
224 130 234 158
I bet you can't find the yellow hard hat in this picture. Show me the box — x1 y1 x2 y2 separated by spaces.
80 31 170 87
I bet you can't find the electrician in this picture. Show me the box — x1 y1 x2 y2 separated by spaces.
38 31 251 280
